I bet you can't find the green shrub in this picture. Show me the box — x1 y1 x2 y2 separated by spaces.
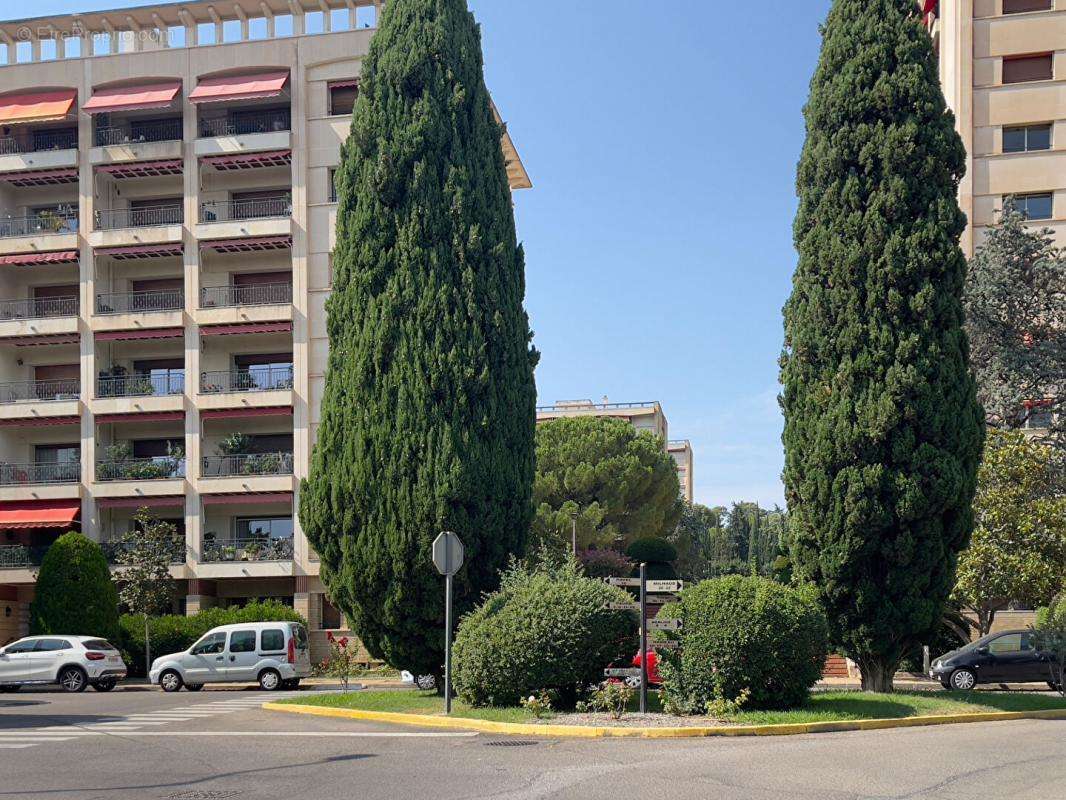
120 601 305 676
658 575 828 712
30 532 120 642
452 559 638 707
625 537 677 564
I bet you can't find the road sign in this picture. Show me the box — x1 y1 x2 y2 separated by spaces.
432 531 464 576
604 602 641 611
606 577 641 587
604 668 643 678
652 640 681 650
645 580 684 593
647 617 682 631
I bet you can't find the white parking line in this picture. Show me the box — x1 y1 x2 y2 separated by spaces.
0 744 36 749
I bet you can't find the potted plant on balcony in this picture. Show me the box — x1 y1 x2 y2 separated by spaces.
221 544 237 561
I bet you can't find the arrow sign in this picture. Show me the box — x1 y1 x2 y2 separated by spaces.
647 617 682 631
604 602 640 611
646 580 684 593
604 668 643 678
653 640 681 650
606 577 641 587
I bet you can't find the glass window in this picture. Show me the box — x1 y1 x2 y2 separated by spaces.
4 639 39 654
328 168 338 203
236 517 294 540
191 632 226 655
229 630 256 653
328 82 358 116
1004 124 1052 153
1026 404 1054 429
260 629 285 652
34 638 71 652
1003 0 1053 14
1003 54 1053 84
82 639 117 651
1012 192 1053 220
291 624 308 650
988 633 1024 654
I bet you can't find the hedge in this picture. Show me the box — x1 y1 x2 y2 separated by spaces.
30 532 120 642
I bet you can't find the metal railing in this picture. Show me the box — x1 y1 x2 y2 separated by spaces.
201 535 294 563
102 538 186 565
0 462 80 486
96 289 184 315
200 366 293 394
0 296 78 321
95 205 183 230
535 401 660 413
199 196 290 223
0 379 79 403
201 452 294 478
200 110 291 138
0 211 78 238
96 456 185 482
94 120 183 147
0 544 48 569
96 371 185 398
0 129 78 154
200 283 292 308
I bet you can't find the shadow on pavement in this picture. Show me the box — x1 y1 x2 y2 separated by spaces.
0 713 130 729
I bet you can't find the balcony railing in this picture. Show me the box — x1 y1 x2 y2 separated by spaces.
0 129 78 154
102 538 186 565
0 462 80 486
96 289 184 315
96 456 185 482
95 205 183 230
199 196 290 223
200 110 291 138
0 379 79 403
0 544 48 569
202 452 294 478
0 211 78 238
94 120 183 147
201 535 294 563
0 296 78 322
200 366 293 394
97 371 185 398
200 283 292 308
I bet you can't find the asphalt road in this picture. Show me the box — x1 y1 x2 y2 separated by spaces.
1 685 1064 800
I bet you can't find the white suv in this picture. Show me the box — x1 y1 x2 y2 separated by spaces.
0 636 128 693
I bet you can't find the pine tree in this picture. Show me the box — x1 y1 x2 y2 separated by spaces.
30 531 120 641
781 0 985 692
299 0 538 677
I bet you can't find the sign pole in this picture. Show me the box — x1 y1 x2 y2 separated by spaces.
639 561 647 715
432 531 464 717
444 571 453 714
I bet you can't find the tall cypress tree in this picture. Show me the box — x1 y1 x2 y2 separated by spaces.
300 0 538 677
781 0 984 692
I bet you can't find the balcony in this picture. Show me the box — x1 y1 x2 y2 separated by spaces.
0 378 79 403
196 196 291 241
0 378 80 423
201 534 293 564
96 289 184 315
0 211 78 252
97 370 185 399
200 110 291 139
97 455 185 482
95 205 183 231
200 366 293 395
200 283 291 309
91 205 184 250
0 130 79 178
0 295 78 322
0 544 47 569
0 462 80 486
102 537 185 565
94 119 183 148
202 452 294 478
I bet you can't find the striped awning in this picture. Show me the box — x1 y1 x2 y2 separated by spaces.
95 411 185 424
201 406 292 420
12 333 80 347
0 415 79 427
328 79 360 90
1 168 79 187
0 251 78 266
201 492 293 506
97 496 184 510
95 243 183 260
95 327 183 342
0 89 76 124
0 499 80 530
200 236 291 253
201 150 291 171
199 322 291 337
83 81 181 114
97 160 183 179
189 71 289 104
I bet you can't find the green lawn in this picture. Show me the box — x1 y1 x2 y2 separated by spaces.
278 687 1066 727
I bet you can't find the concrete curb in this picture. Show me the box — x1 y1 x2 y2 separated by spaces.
262 702 1066 739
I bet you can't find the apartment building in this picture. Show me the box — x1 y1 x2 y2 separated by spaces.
0 0 529 648
535 400 695 503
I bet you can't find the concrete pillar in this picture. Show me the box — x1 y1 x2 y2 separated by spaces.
186 579 217 615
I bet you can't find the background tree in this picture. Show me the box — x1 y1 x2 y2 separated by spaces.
781 0 985 692
30 532 119 641
300 0 538 678
669 502 728 582
964 201 1066 448
532 417 682 552
953 430 1066 636
1031 594 1066 695
114 509 179 676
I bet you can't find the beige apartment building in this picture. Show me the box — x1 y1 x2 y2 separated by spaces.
535 400 695 503
0 0 529 650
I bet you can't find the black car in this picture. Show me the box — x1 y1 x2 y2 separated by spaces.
930 629 1062 691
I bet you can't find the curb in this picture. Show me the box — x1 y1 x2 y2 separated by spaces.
262 702 1066 739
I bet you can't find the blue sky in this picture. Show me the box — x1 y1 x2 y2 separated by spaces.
6 0 834 509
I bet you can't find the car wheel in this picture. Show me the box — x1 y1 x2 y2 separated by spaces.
940 681 951 690
0 685 19 693
159 670 183 693
949 668 977 691
415 674 436 691
258 669 282 691
91 679 117 692
184 683 204 692
58 667 87 693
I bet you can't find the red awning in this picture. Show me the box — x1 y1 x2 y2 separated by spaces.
201 406 292 420
95 327 183 342
97 496 184 510
95 411 185 424
96 160 183 179
0 415 79 428
189 71 289 104
200 322 291 337
0 251 78 266
200 235 291 253
13 333 80 347
201 492 293 506
202 150 291 171
2 168 79 187
0 89 76 124
95 243 183 260
328 79 360 90
83 81 181 114
0 499 80 530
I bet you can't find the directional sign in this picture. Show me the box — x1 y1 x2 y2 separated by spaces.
652 640 681 650
604 602 641 611
645 580 684 593
647 617 682 631
604 668 643 678
432 531 464 577
606 577 641 587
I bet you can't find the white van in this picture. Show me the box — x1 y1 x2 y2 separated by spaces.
149 621 311 692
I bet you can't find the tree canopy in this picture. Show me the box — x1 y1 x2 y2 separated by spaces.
30 531 120 642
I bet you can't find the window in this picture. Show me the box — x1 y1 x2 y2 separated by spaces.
35 444 79 464
82 639 117 651
236 516 294 540
34 638 71 652
1003 123 1052 153
291 624 307 651
328 168 338 203
988 633 1026 654
1024 403 1054 429
190 632 226 655
260 629 285 652
328 81 359 116
3 639 38 654
1003 0 1053 13
229 630 256 653
1003 54 1053 84
1010 192 1054 220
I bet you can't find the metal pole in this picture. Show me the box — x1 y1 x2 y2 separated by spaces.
444 572 453 714
639 562 647 715
571 515 577 555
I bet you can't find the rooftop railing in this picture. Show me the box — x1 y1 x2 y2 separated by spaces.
199 196 290 224
96 289 184 315
0 211 78 238
94 119 183 147
95 205 183 231
535 401 660 413
200 366 293 395
200 283 292 309
201 535 294 563
0 296 78 321
0 461 80 486
96 371 185 399
201 452 294 478
0 129 78 154
0 379 79 403
200 110 291 138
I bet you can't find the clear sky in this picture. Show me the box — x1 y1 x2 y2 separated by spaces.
6 0 835 509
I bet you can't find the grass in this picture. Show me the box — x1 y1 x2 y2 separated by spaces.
278 688 1066 727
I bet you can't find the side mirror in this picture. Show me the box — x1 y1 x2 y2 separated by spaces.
976 646 990 655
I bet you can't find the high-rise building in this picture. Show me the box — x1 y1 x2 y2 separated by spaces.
0 0 529 652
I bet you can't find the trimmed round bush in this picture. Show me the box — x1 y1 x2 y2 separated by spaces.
659 575 828 711
30 531 120 642
452 560 638 707
625 537 677 564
